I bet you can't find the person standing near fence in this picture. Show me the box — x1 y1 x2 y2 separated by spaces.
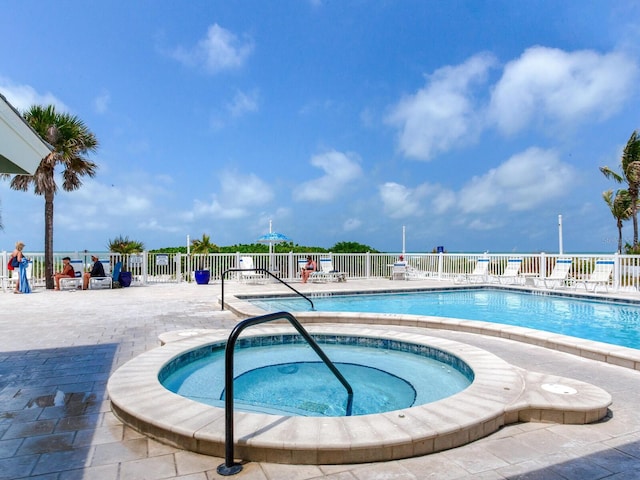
11 241 30 294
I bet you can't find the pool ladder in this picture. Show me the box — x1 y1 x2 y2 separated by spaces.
220 268 315 310
217 311 353 476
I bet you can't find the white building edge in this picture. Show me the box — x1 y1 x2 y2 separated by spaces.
0 92 52 175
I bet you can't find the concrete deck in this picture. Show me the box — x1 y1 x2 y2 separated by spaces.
2 279 640 479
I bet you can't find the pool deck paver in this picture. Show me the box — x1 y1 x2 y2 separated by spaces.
0 280 639 478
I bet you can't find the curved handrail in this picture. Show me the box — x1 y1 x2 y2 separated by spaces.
220 268 314 310
217 311 353 475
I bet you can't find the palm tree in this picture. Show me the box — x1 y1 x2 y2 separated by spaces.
1 105 98 289
107 235 145 254
190 233 218 254
191 233 218 273
603 189 633 253
108 235 145 271
600 130 640 248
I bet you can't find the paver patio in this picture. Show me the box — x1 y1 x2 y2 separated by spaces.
1 280 640 479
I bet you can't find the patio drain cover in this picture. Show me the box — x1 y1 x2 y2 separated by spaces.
541 383 577 395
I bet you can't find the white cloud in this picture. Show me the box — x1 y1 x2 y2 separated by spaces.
378 182 424 218
170 24 254 74
386 52 496 160
93 90 110 114
293 150 362 202
0 77 69 112
378 181 455 218
490 46 639 134
138 218 183 233
459 147 574 214
53 178 157 237
343 218 362 231
227 89 259 118
193 171 274 219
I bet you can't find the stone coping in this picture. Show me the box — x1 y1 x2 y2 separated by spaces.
222 289 640 371
109 324 611 465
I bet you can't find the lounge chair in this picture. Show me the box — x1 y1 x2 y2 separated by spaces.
60 259 84 290
574 259 614 293
89 260 113 289
391 262 407 280
533 258 572 290
109 262 123 287
456 258 490 284
238 256 266 284
311 258 346 283
497 258 523 285
405 266 431 280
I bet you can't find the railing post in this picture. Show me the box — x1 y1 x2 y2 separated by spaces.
288 251 294 280
1 251 7 292
366 252 371 278
540 252 546 279
614 252 620 292
437 252 444 280
217 311 352 476
235 252 241 281
142 251 148 284
176 253 182 283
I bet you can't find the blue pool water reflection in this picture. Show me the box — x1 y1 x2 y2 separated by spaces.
161 338 472 416
249 289 640 350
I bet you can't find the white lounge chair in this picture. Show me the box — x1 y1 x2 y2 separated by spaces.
456 258 490 284
391 262 407 280
238 256 266 284
311 258 346 283
89 260 113 289
60 259 84 290
574 259 614 293
405 266 433 280
533 258 572 290
497 258 523 284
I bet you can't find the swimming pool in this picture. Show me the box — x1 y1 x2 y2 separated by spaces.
160 334 473 416
249 289 640 350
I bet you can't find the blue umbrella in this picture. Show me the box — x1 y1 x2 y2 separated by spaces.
258 222 291 270
257 232 291 243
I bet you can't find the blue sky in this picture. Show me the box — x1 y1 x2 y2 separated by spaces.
2 1 640 253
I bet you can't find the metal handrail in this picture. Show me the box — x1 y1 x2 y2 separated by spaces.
220 268 314 310
216 311 353 476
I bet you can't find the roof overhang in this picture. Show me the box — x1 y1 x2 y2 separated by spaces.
0 92 52 175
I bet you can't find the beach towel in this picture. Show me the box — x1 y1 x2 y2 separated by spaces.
19 258 31 294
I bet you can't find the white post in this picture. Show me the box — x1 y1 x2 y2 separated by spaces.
268 219 273 270
402 225 406 256
186 235 190 255
558 215 563 255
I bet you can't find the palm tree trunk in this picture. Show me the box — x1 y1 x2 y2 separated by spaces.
44 191 54 289
632 205 638 250
618 220 624 254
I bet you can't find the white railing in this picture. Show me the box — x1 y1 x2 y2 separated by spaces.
3 250 640 293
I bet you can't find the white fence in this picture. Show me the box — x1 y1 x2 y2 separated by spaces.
3 251 640 292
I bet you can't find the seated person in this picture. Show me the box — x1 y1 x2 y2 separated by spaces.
301 255 317 283
83 255 105 290
54 256 76 290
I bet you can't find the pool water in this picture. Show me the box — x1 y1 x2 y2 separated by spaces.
249 289 640 350
161 339 472 416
